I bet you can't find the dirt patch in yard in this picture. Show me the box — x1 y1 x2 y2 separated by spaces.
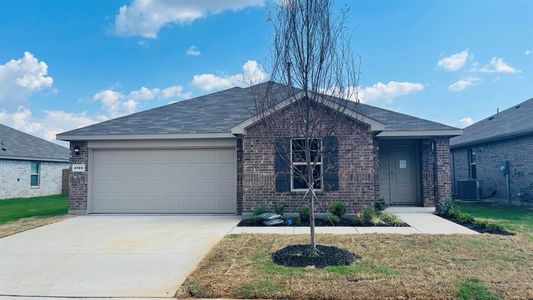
177 233 533 299
0 215 72 239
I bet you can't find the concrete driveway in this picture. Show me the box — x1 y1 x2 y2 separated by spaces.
0 215 239 298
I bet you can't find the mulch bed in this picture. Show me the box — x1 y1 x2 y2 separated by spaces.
237 218 408 227
437 214 513 235
272 244 358 268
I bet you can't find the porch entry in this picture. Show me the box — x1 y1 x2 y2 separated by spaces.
379 140 421 206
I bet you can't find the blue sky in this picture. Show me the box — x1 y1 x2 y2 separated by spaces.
0 0 532 143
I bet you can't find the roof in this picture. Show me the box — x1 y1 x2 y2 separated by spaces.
58 81 460 140
0 124 69 162
450 97 533 148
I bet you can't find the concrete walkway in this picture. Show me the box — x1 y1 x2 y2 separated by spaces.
387 207 478 235
0 215 239 298
230 207 477 235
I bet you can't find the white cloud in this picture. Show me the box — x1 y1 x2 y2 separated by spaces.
457 116 474 128
525 49 532 56
191 60 268 92
186 45 201 56
114 0 265 38
437 49 470 71
448 77 483 92
93 84 191 118
478 57 519 74
358 81 425 105
0 52 53 108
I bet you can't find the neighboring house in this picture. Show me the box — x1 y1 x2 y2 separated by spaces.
450 98 533 203
0 124 69 199
57 81 462 215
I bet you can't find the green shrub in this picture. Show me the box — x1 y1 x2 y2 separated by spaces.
453 211 476 224
329 202 347 218
299 207 310 223
252 206 271 216
350 215 362 226
271 202 285 216
379 211 406 226
474 219 506 233
436 198 457 216
360 208 376 225
370 214 385 226
373 198 388 211
326 214 340 225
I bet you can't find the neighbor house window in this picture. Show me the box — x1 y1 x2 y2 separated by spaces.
291 138 322 191
30 161 40 187
467 148 477 179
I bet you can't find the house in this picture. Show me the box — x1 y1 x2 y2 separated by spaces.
57 81 462 215
450 98 533 203
0 124 69 199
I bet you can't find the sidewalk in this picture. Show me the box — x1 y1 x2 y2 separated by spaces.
228 207 478 235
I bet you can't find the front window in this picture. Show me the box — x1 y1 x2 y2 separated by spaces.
468 148 477 179
291 138 322 191
31 161 40 187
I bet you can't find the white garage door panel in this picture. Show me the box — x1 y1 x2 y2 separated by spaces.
91 149 236 213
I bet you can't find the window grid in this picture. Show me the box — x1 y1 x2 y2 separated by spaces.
290 138 323 192
30 161 40 187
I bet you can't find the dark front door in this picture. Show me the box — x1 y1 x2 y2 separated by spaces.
389 145 418 205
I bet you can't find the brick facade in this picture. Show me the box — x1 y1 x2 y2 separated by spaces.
241 103 380 213
68 141 88 213
451 134 533 202
421 137 452 206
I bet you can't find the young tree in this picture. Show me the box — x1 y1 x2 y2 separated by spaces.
250 0 360 252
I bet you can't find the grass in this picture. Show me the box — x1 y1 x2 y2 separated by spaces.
457 278 501 300
455 201 533 239
179 203 533 299
0 194 68 225
178 233 533 299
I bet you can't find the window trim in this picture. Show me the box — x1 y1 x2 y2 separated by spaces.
290 138 323 192
30 161 40 187
467 148 477 179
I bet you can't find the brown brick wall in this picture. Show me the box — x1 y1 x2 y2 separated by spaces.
451 134 533 202
421 137 452 206
241 104 379 213
68 141 88 213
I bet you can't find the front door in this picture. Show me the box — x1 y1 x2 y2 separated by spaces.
389 145 418 205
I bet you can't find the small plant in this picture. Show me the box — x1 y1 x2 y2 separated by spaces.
436 198 457 216
453 211 476 224
252 206 271 216
379 211 406 226
456 278 500 300
326 214 340 225
329 202 347 218
271 202 285 216
370 214 385 226
299 207 310 223
360 208 376 225
373 198 388 211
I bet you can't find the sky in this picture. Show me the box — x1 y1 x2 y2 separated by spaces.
0 0 532 144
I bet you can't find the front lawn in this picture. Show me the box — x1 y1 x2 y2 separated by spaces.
454 201 533 237
178 234 533 299
0 194 68 225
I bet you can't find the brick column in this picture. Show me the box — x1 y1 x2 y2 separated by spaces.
435 137 452 202
236 135 244 215
421 137 452 207
68 141 88 214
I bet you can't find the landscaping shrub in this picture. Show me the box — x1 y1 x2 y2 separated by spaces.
374 198 388 211
252 206 271 216
360 208 376 225
379 211 406 227
299 207 310 223
436 198 457 216
330 202 347 218
370 214 385 226
453 211 476 224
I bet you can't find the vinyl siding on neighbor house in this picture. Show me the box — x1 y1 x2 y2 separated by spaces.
0 159 68 199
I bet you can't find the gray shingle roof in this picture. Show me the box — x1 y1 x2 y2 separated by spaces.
0 124 69 162
450 97 533 148
58 81 458 138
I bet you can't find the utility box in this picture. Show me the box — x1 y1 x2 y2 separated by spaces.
456 179 483 201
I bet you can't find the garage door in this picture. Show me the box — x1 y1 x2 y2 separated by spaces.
90 148 236 214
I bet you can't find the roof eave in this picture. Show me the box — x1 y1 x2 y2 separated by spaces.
56 132 236 141
450 129 533 149
377 130 463 138
0 155 69 163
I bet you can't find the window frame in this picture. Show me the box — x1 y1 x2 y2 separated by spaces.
467 148 477 179
290 138 323 192
30 161 40 187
